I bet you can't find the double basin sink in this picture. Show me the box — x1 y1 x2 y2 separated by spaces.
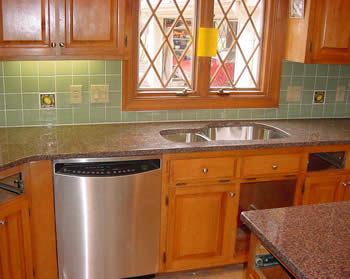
160 123 290 143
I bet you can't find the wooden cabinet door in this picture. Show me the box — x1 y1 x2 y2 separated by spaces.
165 184 239 271
57 0 126 58
0 197 33 279
310 0 350 64
0 0 56 57
302 176 345 205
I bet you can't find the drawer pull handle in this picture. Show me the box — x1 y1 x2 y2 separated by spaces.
175 183 186 186
0 221 6 226
202 168 208 174
50 42 57 48
272 165 278 170
229 192 235 198
59 42 65 47
219 179 231 183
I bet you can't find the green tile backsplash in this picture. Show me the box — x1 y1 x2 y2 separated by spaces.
0 60 350 127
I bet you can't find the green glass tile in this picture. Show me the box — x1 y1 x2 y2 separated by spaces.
311 105 324 118
106 61 121 75
305 64 317 76
346 105 350 117
39 61 55 76
196 110 211 120
40 109 57 124
56 76 72 92
22 77 39 93
89 61 105 75
182 110 196 120
106 93 121 107
291 77 303 87
0 62 3 76
292 63 305 76
56 93 72 108
280 77 290 90
328 65 340 77
325 91 336 104
4 61 20 76
251 109 265 119
334 103 347 117
23 110 40 125
279 90 288 104
0 79 4 94
56 61 73 75
223 109 238 120
238 109 251 119
21 61 38 76
90 106 105 123
167 110 182 121
340 65 350 77
303 77 315 90
90 76 105 84
0 111 5 126
23 94 39 109
5 94 22 109
301 90 314 104
6 110 23 126
264 109 277 119
73 76 89 91
121 111 136 122
337 78 349 88
281 60 293 76
277 105 288 119
300 105 312 118
0 95 4 110
73 105 90 123
316 64 328 76
106 75 121 91
57 109 73 124
5 77 21 93
80 91 90 105
73 61 89 75
39 77 55 92
211 110 225 120
152 111 167 121
314 77 327 90
136 111 152 121
327 77 338 91
106 107 122 122
288 104 301 118
323 104 335 117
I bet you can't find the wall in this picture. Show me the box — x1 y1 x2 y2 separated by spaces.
0 60 349 127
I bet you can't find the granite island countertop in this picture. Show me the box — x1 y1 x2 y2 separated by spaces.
2 119 350 171
241 202 350 279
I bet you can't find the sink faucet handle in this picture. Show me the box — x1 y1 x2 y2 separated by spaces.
202 168 208 174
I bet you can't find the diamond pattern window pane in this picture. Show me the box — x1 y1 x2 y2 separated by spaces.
211 0 264 89
138 0 195 90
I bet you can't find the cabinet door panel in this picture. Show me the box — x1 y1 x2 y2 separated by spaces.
311 0 350 63
0 0 56 57
302 176 344 205
166 184 238 271
58 0 125 57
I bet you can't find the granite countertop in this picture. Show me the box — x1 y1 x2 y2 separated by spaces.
241 202 350 279
2 119 350 171
0 189 20 205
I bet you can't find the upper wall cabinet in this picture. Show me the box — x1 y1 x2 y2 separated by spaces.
0 0 127 60
285 0 350 64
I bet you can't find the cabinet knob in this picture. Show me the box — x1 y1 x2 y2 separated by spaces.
229 192 235 198
202 168 208 174
50 42 57 48
343 182 348 187
0 221 6 226
59 42 65 47
272 165 278 170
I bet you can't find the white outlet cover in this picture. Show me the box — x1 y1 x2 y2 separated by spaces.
336 86 346 102
90 85 110 104
70 85 82 104
287 85 302 102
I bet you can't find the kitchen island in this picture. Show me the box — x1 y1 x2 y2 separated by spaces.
241 201 350 279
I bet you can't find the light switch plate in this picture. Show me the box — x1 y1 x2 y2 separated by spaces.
336 86 345 102
90 85 109 104
70 85 82 104
287 86 302 102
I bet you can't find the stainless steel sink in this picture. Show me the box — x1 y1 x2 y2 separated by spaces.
160 124 289 143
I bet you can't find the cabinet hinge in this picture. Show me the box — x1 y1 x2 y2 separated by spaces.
124 35 128 47
165 196 169 206
163 252 166 263
28 208 31 217
33 268 35 277
302 184 305 193
309 43 312 53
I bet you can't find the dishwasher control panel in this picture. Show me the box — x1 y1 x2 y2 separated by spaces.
55 159 160 177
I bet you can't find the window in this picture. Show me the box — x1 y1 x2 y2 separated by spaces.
122 0 286 111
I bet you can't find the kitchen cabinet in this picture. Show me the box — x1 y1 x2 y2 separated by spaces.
284 0 350 64
0 0 127 59
0 196 33 279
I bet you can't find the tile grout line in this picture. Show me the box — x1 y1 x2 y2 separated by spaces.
19 62 24 125
2 62 6 127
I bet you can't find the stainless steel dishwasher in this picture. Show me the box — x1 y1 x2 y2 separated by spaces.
53 157 161 279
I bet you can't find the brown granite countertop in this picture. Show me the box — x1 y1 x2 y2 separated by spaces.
241 202 350 279
0 189 20 205
2 119 350 171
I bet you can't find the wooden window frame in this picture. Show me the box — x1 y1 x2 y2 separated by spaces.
122 0 287 111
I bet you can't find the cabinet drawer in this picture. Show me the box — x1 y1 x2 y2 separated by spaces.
242 154 301 177
169 157 236 185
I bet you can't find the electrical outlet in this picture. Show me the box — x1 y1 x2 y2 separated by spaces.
336 86 345 102
90 85 109 104
287 86 302 102
70 85 82 104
